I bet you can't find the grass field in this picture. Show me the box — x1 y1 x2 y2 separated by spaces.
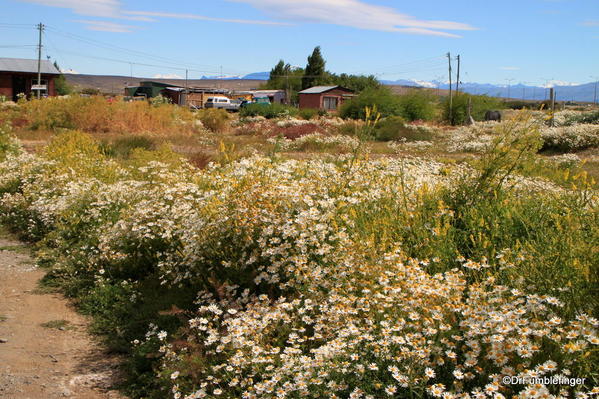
0 96 598 398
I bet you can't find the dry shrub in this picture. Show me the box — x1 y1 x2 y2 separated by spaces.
197 109 229 133
187 151 213 169
12 96 196 134
271 123 323 140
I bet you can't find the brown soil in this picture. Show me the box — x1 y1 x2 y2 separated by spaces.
0 236 126 399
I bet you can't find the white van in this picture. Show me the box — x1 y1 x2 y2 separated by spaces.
204 96 240 112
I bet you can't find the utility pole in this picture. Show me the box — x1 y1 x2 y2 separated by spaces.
591 76 598 105
36 22 44 99
455 55 461 95
447 52 453 124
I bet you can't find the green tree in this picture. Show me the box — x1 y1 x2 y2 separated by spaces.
339 87 402 120
53 61 72 95
303 46 327 90
333 73 381 92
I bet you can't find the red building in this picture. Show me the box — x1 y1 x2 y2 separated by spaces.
298 85 355 112
0 58 60 101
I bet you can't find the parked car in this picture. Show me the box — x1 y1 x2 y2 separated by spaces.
204 96 240 112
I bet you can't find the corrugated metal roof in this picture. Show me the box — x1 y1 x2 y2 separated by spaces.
298 86 339 94
0 58 61 74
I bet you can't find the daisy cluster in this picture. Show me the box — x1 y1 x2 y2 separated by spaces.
0 131 596 399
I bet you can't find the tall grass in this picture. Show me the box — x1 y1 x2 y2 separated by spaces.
7 96 197 135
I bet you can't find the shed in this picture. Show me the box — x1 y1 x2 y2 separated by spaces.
0 57 60 101
298 86 355 112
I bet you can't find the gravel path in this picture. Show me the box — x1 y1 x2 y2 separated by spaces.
0 236 125 399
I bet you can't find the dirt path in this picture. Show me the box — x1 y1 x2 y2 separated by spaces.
0 236 125 399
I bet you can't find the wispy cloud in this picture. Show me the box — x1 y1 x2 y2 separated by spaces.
500 66 520 71
582 20 599 27
73 20 137 33
19 0 121 17
124 11 290 26
226 0 477 37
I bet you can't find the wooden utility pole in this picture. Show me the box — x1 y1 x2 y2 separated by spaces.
36 23 44 99
456 55 461 95
447 52 453 124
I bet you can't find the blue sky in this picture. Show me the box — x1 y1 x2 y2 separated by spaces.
1 0 598 85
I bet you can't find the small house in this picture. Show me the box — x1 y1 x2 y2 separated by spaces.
298 86 355 112
0 57 61 101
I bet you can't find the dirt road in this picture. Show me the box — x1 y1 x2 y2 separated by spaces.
0 235 125 399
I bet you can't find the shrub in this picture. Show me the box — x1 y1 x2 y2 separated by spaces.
541 124 599 151
271 123 323 140
9 96 196 134
298 108 318 120
101 135 156 159
442 94 505 125
396 89 438 121
374 116 436 142
239 103 298 119
196 108 229 133
339 87 402 119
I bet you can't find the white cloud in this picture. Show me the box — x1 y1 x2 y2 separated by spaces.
542 80 579 88
227 0 476 37
62 68 79 74
582 20 599 27
152 73 183 79
125 11 290 26
500 66 520 71
73 20 137 33
19 0 122 17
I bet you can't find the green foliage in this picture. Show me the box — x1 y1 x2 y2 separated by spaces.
562 110 599 125
239 103 298 119
339 87 402 119
101 135 157 159
396 89 438 121
54 74 73 96
373 116 436 142
298 108 318 120
443 94 505 125
197 108 229 132
333 73 380 92
303 46 327 90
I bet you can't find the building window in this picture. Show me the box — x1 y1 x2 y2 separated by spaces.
323 96 338 110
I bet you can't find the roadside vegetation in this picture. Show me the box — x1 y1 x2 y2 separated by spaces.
0 95 598 398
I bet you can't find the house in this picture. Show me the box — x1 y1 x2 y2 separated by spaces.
298 86 355 112
0 57 61 101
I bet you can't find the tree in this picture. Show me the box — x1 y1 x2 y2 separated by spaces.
302 46 327 89
53 61 72 95
267 60 291 89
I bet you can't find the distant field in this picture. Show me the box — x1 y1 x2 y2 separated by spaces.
64 74 267 94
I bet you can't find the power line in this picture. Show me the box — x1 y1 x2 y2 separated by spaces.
44 25 247 75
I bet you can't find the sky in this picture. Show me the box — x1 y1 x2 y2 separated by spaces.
1 0 598 86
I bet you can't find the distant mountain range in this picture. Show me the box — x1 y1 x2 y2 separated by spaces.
201 73 596 103
382 79 597 103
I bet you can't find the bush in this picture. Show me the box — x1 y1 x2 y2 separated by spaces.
8 96 196 134
339 87 402 119
396 90 438 121
442 94 505 125
101 135 156 159
239 103 298 119
373 116 436 141
196 108 229 133
298 108 318 120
